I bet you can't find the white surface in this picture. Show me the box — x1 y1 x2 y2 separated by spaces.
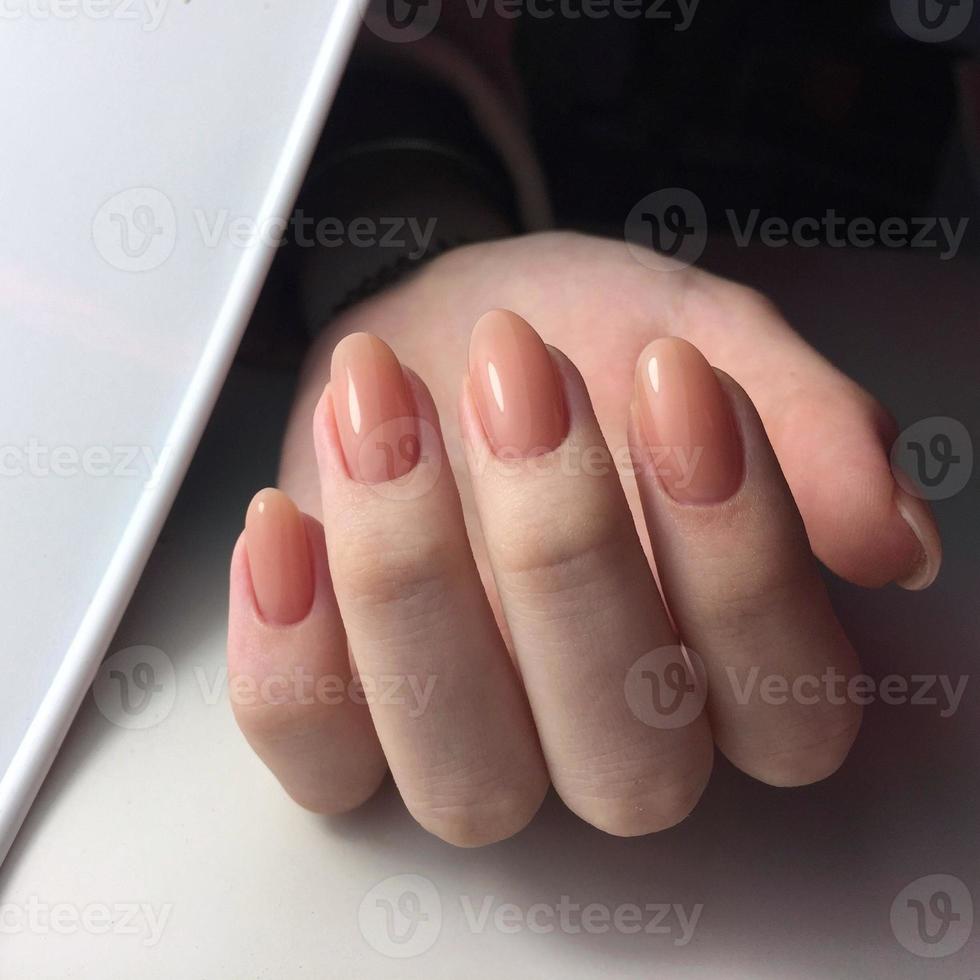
0 248 976 977
0 0 363 860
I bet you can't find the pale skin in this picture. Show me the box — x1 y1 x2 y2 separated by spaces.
226 232 942 846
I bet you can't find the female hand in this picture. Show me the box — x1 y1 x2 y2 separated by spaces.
226 232 940 845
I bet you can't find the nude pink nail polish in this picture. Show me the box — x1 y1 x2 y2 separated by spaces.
244 488 314 625
331 333 420 484
635 337 743 504
468 309 568 458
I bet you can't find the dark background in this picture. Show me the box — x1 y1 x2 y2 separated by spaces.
516 0 980 243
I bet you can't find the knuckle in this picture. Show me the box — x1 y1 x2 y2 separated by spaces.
412 797 538 848
681 275 779 334
232 699 388 816
232 694 330 747
333 525 460 610
555 739 713 837
566 767 710 838
406 774 546 848
280 768 387 817
727 706 862 787
689 552 814 639
286 775 383 817
722 281 784 326
493 494 634 590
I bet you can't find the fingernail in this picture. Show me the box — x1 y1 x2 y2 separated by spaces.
331 333 419 484
894 486 942 590
245 488 314 625
634 337 743 504
468 309 568 458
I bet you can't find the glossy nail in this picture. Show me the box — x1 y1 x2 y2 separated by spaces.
245 488 314 625
893 486 942 590
468 309 568 458
331 333 419 484
635 337 743 504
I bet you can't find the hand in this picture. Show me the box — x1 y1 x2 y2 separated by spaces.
226 232 940 845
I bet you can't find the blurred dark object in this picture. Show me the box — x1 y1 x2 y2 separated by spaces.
240 3 980 365
515 1 971 229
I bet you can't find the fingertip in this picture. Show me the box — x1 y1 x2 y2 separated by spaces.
729 710 862 788
893 486 943 591
816 463 941 590
765 388 944 590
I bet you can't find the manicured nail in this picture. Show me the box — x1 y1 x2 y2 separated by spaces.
634 337 743 504
331 333 419 484
468 309 568 458
893 486 942 590
245 488 314 625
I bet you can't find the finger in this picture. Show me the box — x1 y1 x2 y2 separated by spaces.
671 273 942 590
314 333 549 847
227 489 387 813
460 310 714 837
630 337 863 786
